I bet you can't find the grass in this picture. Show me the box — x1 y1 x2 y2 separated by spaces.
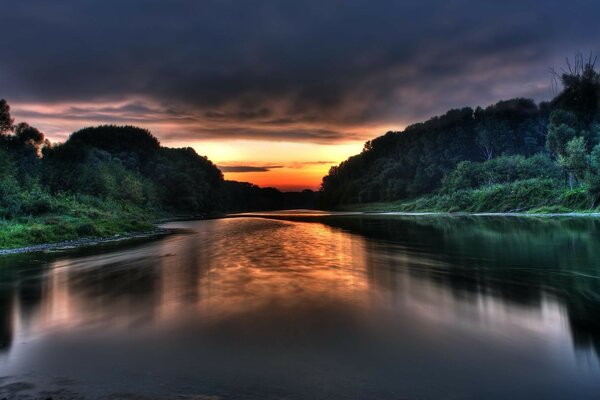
0 194 155 249
338 179 599 214
0 216 153 249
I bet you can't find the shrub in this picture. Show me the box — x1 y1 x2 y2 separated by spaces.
441 154 561 193
76 222 101 237
20 188 54 216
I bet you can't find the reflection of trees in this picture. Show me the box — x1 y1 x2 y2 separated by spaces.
0 232 215 354
0 215 599 363
565 294 600 356
0 243 167 353
0 254 49 353
319 215 600 359
18 274 44 325
0 271 46 353
0 290 13 352
65 257 161 323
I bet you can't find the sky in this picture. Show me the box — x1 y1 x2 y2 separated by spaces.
2 1 600 191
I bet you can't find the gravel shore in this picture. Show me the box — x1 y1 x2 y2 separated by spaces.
0 228 172 256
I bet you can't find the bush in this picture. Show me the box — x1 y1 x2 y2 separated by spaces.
76 222 101 237
441 153 561 193
558 187 590 210
20 188 54 215
396 179 562 212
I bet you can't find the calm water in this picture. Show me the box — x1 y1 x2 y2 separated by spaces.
0 213 600 399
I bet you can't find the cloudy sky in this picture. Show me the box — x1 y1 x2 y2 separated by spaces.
3 0 600 190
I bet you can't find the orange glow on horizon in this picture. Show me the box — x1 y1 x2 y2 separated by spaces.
224 167 328 191
186 140 366 192
10 101 402 191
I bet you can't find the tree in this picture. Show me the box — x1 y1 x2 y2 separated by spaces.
559 137 588 188
14 123 43 143
546 110 578 157
585 144 600 207
0 148 20 217
476 118 511 160
0 99 13 135
13 122 46 153
551 54 600 121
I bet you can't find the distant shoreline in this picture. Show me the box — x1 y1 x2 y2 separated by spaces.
224 209 600 221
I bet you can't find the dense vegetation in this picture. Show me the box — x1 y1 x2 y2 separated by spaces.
4 54 600 248
0 102 314 248
320 56 600 213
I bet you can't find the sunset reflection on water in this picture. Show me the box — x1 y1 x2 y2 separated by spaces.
0 215 599 399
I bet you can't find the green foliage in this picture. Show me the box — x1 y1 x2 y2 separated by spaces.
0 148 21 218
558 187 590 210
584 144 600 206
0 101 294 248
346 179 573 213
152 147 222 212
19 186 54 216
320 58 600 211
559 137 588 184
41 126 235 214
440 161 482 192
0 207 154 249
320 98 548 208
441 154 561 193
547 110 578 157
475 117 511 160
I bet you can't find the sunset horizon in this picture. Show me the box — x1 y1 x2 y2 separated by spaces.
2 2 600 398
4 2 594 191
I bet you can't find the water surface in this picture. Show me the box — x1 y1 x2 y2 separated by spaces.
0 214 599 399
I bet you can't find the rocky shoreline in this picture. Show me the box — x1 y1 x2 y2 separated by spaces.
0 228 173 256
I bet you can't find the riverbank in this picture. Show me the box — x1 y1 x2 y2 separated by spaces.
336 182 599 215
0 206 223 254
0 227 172 256
0 213 155 250
359 210 600 218
338 202 600 214
5 204 600 256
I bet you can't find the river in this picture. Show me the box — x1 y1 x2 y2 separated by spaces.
0 212 599 399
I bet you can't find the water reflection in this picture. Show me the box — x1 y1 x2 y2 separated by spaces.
320 215 600 359
0 215 598 399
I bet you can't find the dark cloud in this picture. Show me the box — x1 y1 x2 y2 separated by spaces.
218 165 284 173
218 162 334 172
3 0 600 143
163 127 361 143
10 102 363 143
205 108 273 122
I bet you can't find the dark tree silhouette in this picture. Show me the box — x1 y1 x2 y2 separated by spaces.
551 53 600 121
0 99 14 135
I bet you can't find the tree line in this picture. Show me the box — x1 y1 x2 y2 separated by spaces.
0 101 314 220
319 55 600 211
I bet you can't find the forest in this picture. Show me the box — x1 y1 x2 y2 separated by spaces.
0 103 314 248
3 55 600 248
319 56 600 213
